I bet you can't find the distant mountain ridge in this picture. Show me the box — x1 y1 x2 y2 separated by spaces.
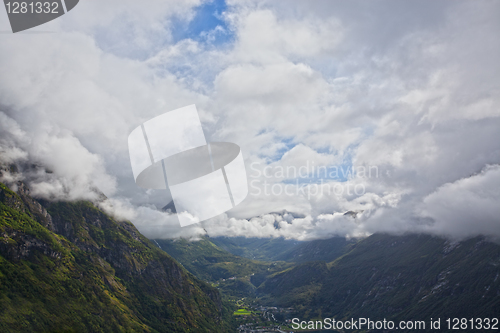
259 233 500 327
154 237 293 299
210 236 301 261
156 230 500 332
0 180 233 332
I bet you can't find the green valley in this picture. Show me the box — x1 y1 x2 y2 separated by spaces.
154 231 500 332
2 178 499 333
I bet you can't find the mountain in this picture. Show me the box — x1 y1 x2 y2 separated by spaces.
274 236 357 263
153 237 293 298
0 180 234 332
209 234 355 264
156 231 500 332
155 237 268 282
259 233 500 325
210 236 302 261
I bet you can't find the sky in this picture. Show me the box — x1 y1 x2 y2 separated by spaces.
0 0 499 241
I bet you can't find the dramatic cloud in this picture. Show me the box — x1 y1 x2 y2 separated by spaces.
0 0 499 241
0 112 116 201
418 165 500 240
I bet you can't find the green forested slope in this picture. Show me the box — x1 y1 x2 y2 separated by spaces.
260 233 500 326
0 181 233 332
156 228 500 332
154 237 293 299
155 237 271 282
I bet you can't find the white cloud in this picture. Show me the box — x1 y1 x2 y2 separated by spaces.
0 112 116 201
417 165 500 240
230 9 343 63
1 0 499 241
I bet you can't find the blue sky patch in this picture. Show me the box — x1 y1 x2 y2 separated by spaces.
171 0 233 45
271 137 297 162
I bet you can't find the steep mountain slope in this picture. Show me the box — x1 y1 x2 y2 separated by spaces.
260 233 500 324
154 237 269 282
0 181 233 332
152 224 500 332
154 238 293 299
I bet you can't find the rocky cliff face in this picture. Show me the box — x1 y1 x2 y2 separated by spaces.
0 180 231 332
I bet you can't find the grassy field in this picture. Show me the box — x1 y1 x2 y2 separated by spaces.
233 309 253 316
